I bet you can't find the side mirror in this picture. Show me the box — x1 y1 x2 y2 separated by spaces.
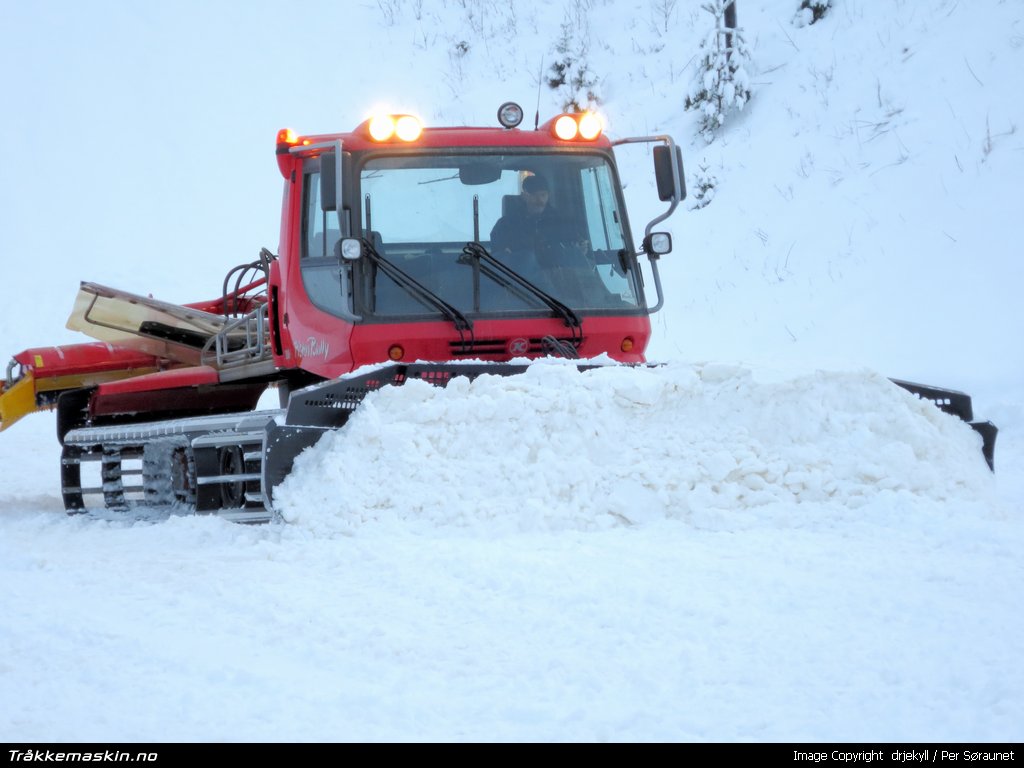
321 157 337 212
320 151 351 212
338 237 363 261
643 232 672 256
654 145 686 202
459 162 502 185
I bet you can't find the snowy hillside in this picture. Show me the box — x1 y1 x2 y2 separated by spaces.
1 0 1022 743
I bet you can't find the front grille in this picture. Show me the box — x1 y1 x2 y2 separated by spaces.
448 336 581 357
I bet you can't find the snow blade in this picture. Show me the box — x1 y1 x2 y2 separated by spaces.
261 365 999 510
262 423 329 509
282 362 540 429
968 420 997 473
262 362 584 507
891 378 997 471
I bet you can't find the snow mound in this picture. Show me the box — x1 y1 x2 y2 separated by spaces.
274 360 995 536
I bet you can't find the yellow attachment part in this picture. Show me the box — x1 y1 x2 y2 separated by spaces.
0 370 41 432
32 367 159 395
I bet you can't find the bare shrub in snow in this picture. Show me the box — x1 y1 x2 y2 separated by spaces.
546 5 602 111
794 0 832 27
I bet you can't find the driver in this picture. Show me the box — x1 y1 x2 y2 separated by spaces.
489 174 588 261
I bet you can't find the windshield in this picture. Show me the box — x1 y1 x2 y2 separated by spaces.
356 152 642 317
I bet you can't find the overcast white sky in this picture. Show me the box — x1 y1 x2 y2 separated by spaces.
0 0 1021 743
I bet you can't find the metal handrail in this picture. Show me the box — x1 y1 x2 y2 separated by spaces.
200 304 272 370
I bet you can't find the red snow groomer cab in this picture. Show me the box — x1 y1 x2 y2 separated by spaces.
268 105 684 380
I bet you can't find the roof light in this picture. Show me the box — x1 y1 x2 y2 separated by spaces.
368 114 396 141
578 111 603 140
395 115 423 141
366 113 423 142
553 114 579 140
548 112 605 141
497 101 524 129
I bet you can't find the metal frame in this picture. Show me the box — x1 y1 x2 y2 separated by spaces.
612 134 685 314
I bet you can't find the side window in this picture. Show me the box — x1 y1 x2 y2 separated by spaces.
303 171 341 259
580 166 636 305
304 172 323 259
301 170 350 316
581 166 626 251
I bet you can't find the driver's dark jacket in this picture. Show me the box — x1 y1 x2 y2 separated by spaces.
489 205 584 256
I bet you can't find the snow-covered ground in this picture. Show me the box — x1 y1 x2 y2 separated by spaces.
1 0 1021 743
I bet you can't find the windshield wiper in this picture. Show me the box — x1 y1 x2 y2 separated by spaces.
361 238 474 346
461 242 583 348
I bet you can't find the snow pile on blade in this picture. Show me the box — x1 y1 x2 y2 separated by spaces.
274 360 996 536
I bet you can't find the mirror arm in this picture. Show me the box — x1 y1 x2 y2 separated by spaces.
612 134 684 240
613 135 683 316
646 259 667 314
